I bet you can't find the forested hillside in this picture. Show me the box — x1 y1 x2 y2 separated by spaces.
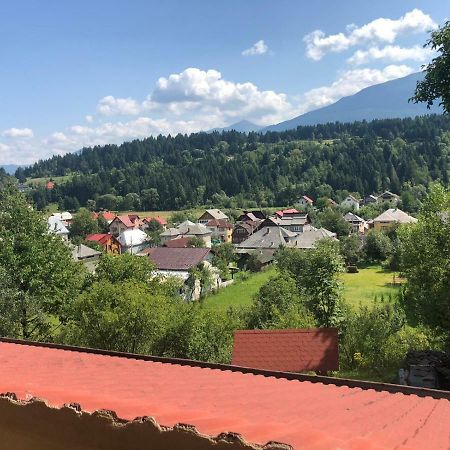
18 115 450 210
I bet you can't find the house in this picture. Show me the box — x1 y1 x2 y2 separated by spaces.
363 194 378 205
142 216 168 230
378 191 400 203
287 227 337 249
232 221 261 244
109 214 141 237
160 221 212 247
47 216 69 241
117 228 149 254
341 195 360 211
92 211 116 224
206 218 233 244
51 211 73 226
85 233 121 254
0 339 448 450
275 208 299 218
237 210 266 222
163 237 192 248
45 180 55 190
295 195 314 209
198 209 228 225
70 243 101 272
273 211 312 233
344 212 367 234
373 208 418 231
232 328 338 373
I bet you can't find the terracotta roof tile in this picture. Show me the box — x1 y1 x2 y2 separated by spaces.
232 329 339 372
0 340 449 449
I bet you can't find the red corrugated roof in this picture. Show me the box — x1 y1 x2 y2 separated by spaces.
85 233 111 245
275 208 299 217
302 195 314 203
114 215 138 228
0 340 449 449
232 329 338 372
144 216 168 226
147 247 210 270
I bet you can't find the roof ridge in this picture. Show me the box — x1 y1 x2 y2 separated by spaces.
1 338 448 400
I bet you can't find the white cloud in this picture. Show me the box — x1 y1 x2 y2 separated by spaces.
348 45 433 65
304 9 437 60
97 95 140 116
242 40 269 56
2 127 34 138
85 115 94 123
301 65 414 111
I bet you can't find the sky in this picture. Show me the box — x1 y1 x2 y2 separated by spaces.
0 0 447 165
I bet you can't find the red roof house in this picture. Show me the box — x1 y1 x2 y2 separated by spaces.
0 339 448 450
275 208 299 218
143 216 168 226
85 233 121 254
232 329 339 373
45 181 55 190
164 237 192 248
91 211 116 222
109 214 142 237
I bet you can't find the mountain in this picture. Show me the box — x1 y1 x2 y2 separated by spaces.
263 73 442 132
0 164 23 175
209 119 262 133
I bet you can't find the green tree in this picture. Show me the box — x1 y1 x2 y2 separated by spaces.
316 207 351 237
187 236 205 247
69 208 98 242
276 240 345 327
247 274 315 329
363 229 393 262
410 21 450 113
67 280 169 353
400 184 450 336
0 186 84 340
340 234 362 266
211 242 236 279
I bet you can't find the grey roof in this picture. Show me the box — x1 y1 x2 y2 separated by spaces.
70 244 101 261
373 208 417 224
288 228 337 249
344 212 365 223
47 216 69 235
273 213 309 227
237 225 297 250
199 209 228 220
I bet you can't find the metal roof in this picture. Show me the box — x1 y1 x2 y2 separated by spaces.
0 340 449 449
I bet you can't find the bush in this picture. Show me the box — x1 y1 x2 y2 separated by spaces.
363 229 393 262
347 265 359 273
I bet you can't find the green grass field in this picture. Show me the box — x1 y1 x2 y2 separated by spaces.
203 267 276 311
26 174 74 186
203 264 400 312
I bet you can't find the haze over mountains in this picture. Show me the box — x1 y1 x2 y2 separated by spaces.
219 73 441 134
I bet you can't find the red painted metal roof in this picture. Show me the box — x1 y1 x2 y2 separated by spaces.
0 341 449 449
275 208 299 217
144 216 168 226
85 233 111 245
232 329 339 372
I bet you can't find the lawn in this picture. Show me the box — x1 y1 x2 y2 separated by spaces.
341 264 401 309
203 264 400 312
202 267 276 312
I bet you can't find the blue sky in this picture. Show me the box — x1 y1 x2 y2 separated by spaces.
0 0 447 164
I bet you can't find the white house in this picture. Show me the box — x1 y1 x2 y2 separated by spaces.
47 216 69 241
295 195 314 209
117 229 149 254
341 195 360 211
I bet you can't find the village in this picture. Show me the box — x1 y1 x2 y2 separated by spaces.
47 190 417 301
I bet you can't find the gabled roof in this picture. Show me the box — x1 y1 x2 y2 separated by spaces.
199 209 228 220
70 243 102 260
237 225 296 249
344 212 365 223
343 195 359 203
47 216 69 235
274 213 310 227
288 227 337 249
147 247 210 271
301 195 314 203
232 328 339 372
143 216 168 226
177 221 211 236
206 219 233 228
112 215 138 228
0 339 448 450
92 211 116 221
85 233 113 245
117 229 148 247
379 190 400 199
374 208 418 224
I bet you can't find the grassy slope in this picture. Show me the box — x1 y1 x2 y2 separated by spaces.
203 267 277 312
203 264 400 312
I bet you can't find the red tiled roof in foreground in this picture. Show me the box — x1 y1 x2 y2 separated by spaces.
232 328 339 372
0 340 449 450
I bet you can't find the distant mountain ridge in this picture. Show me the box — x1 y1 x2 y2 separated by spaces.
209 119 262 133
1 164 23 175
262 73 441 132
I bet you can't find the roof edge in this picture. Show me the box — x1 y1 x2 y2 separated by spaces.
1 337 449 400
